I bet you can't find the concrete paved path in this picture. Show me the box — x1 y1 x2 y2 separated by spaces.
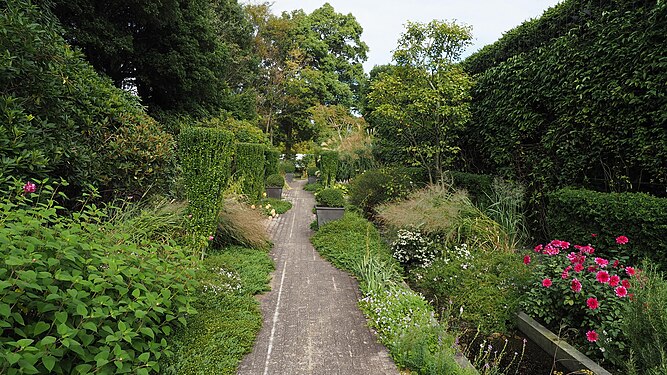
238 179 398 375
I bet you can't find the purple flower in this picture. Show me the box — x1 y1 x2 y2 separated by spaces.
23 181 36 194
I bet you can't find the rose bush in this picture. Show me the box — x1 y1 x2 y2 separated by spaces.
521 236 640 368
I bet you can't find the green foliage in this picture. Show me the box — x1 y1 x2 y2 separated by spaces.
264 149 281 176
624 262 667 374
265 173 284 188
179 127 234 255
258 198 292 215
458 0 667 218
318 150 339 188
48 0 258 118
366 20 474 184
199 117 268 144
0 1 176 201
348 168 423 218
547 188 667 269
307 166 319 176
234 143 266 202
163 247 273 374
304 181 324 193
278 160 295 174
315 188 345 208
0 181 196 374
450 172 494 208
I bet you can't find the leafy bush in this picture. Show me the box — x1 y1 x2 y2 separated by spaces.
624 262 667 375
278 160 295 174
304 181 324 193
264 148 281 176
257 198 292 216
348 170 394 217
318 150 339 188
234 143 266 202
0 182 196 374
449 172 493 208
265 173 284 188
547 188 667 270
315 188 345 207
163 247 273 374
213 199 270 250
307 166 319 176
179 127 234 257
199 117 268 145
0 1 176 201
520 238 639 368
391 230 438 268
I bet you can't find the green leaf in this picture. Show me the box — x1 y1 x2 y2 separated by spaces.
132 289 141 298
33 321 50 336
16 338 34 347
42 355 56 372
82 321 97 332
139 327 154 339
6 352 21 365
39 336 57 346
76 303 88 317
0 303 10 317
74 364 93 374
138 352 150 362
137 368 149 375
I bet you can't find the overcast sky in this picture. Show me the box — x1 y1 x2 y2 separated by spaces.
251 0 564 72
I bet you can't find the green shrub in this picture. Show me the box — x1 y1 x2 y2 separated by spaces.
624 262 667 374
307 166 319 176
348 170 394 217
319 150 339 188
265 173 284 188
199 117 268 145
0 182 196 374
0 1 176 201
179 127 234 257
547 188 667 269
278 160 295 174
234 143 266 202
315 188 345 207
264 148 281 176
450 172 493 208
258 198 292 215
304 181 324 193
164 247 273 374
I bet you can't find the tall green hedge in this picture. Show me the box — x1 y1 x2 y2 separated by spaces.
235 143 266 202
179 127 234 256
547 188 667 269
264 148 280 176
319 150 339 188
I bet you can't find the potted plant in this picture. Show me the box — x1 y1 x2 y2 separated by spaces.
265 173 285 199
307 166 319 184
315 188 345 226
280 160 296 182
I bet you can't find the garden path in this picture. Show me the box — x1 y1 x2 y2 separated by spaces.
238 179 398 375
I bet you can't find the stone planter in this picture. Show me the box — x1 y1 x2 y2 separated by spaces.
307 175 317 184
315 206 345 227
266 187 282 199
285 173 294 182
516 311 612 375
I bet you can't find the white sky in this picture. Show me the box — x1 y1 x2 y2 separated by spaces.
251 0 564 72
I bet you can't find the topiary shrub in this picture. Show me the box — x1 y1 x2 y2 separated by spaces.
307 166 319 177
547 188 667 270
179 126 234 257
315 188 345 207
265 173 284 188
319 151 339 188
348 170 394 218
0 1 176 201
0 182 196 374
279 160 295 174
234 143 266 202
264 148 281 176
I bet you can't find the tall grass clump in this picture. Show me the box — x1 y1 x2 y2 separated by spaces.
212 199 271 251
484 178 529 249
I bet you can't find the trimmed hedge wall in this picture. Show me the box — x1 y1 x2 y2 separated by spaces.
235 143 266 202
319 150 339 188
179 127 234 253
264 148 280 176
547 188 667 269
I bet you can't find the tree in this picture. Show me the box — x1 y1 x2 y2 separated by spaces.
366 20 474 184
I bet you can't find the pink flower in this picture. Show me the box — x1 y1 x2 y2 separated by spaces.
567 252 578 262
208 235 214 241
596 271 610 284
616 235 629 245
561 269 569 279
609 275 620 287
587 297 599 309
571 278 582 293
591 233 598 238
615 286 628 298
523 255 531 265
534 244 543 253
595 257 609 268
574 244 595 254
587 265 598 273
622 279 631 289
586 330 598 342
542 278 552 288
574 263 584 273
23 181 36 194
626 266 636 276
612 260 620 268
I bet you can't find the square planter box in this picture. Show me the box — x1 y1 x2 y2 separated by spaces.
285 173 294 182
307 175 317 184
266 187 282 199
316 206 345 227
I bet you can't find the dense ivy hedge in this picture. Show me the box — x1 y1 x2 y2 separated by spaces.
318 151 339 188
234 143 266 202
459 0 666 197
264 148 280 176
547 188 667 269
0 0 175 201
179 127 234 254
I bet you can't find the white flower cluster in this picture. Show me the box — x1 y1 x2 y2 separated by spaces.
391 229 438 268
443 243 474 270
201 268 242 295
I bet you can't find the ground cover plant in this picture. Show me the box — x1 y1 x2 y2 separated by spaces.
311 212 476 375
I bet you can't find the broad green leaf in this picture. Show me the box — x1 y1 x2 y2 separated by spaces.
42 355 56 372
40 336 57 346
33 321 50 336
